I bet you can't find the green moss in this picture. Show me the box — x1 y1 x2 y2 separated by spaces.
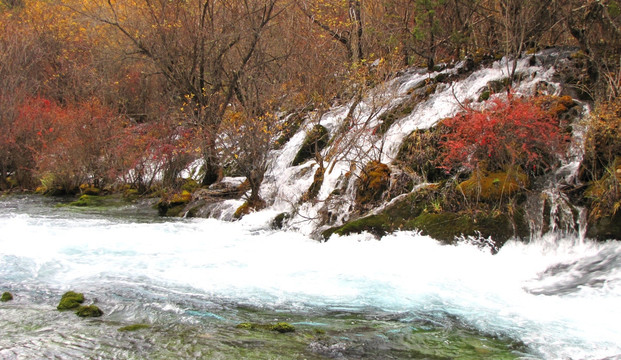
75 305 103 318
57 291 85 310
233 202 251 219
324 184 527 247
406 212 517 246
478 90 491 102
181 179 200 193
407 212 472 243
118 324 151 332
157 190 192 216
1 291 13 302
68 194 104 207
271 322 295 333
323 188 431 239
291 125 329 166
326 214 392 238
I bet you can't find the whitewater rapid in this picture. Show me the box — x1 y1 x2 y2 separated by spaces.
1 197 620 359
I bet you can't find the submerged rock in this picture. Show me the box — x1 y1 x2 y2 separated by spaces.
75 305 103 318
236 322 295 333
1 291 13 302
118 324 151 332
57 291 84 310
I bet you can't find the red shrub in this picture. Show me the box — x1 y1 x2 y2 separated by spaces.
440 95 567 173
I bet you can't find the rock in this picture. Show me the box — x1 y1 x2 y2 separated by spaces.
355 161 391 210
1 291 13 302
271 212 291 229
57 291 84 310
587 211 621 241
291 124 329 166
118 324 151 332
457 168 528 202
270 322 295 333
236 322 295 333
75 305 103 318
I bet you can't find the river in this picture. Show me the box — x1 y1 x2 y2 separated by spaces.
1 195 620 359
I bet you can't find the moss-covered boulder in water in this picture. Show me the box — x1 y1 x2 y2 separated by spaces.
118 324 151 332
1 291 13 302
75 305 103 318
324 184 528 249
57 291 84 310
68 194 104 207
271 322 296 333
291 125 329 166
236 322 295 333
157 190 192 216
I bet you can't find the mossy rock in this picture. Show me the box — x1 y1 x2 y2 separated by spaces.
181 179 200 193
405 211 521 248
478 90 491 102
324 185 528 248
236 322 295 333
355 161 391 209
271 212 291 230
1 291 13 302
75 305 103 318
457 168 528 202
275 112 306 149
271 322 296 333
291 125 329 166
234 202 251 219
302 167 325 201
57 291 84 310
374 95 423 135
323 187 433 239
587 208 621 241
157 190 192 216
68 195 104 207
118 324 151 332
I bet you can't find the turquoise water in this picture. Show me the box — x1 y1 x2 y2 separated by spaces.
1 195 620 359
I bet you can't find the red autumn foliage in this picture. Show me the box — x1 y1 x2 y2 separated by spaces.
13 97 125 191
111 121 198 191
440 95 567 173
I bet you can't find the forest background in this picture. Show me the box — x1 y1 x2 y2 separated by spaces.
0 0 619 215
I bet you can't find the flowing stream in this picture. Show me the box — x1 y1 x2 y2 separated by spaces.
1 196 620 359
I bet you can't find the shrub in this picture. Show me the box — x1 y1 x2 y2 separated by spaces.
355 161 391 209
581 98 621 181
440 95 567 174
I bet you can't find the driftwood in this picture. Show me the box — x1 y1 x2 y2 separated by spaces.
192 180 250 202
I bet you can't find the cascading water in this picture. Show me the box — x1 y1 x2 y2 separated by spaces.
258 49 581 238
1 196 621 359
2 50 619 359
